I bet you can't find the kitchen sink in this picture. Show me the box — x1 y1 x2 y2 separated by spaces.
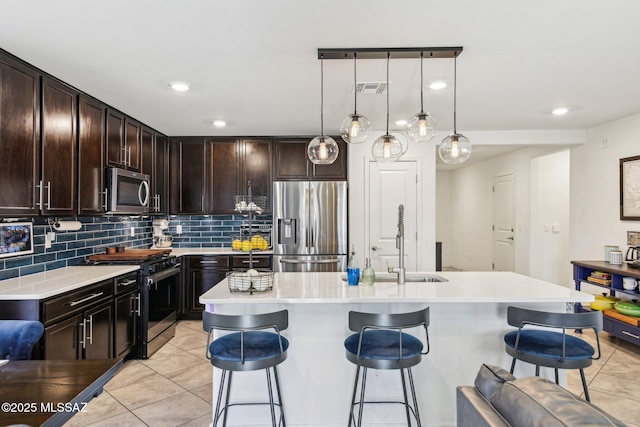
341 273 447 283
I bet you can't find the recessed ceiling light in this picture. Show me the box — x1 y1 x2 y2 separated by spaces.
429 81 447 90
552 107 569 115
169 82 190 92
213 120 227 127
395 120 408 126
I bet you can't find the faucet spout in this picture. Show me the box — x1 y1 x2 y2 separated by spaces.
388 204 406 284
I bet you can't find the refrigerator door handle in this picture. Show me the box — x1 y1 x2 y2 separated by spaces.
279 258 341 264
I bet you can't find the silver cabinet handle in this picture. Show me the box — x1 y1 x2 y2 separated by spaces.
200 260 219 264
622 330 640 340
68 292 104 307
118 279 137 287
46 181 51 209
86 314 94 345
127 146 132 167
135 294 141 316
102 188 108 211
79 319 87 348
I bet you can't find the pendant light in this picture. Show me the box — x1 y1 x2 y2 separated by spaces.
308 55 339 165
340 53 370 144
439 55 471 164
408 52 438 142
371 53 403 163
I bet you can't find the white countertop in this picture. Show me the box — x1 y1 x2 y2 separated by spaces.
0 265 140 300
200 271 594 304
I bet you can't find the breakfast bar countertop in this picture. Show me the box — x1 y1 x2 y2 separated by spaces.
200 271 594 304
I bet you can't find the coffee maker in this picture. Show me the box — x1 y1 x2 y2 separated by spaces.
626 231 640 267
152 219 172 248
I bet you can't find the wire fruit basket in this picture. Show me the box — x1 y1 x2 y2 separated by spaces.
231 232 271 252
227 270 274 293
234 195 267 213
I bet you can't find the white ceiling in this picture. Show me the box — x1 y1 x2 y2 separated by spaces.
2 0 640 144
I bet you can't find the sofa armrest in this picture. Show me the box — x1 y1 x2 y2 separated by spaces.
456 386 510 427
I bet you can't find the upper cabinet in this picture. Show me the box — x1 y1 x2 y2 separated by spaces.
141 127 168 214
169 137 208 215
106 110 140 171
0 52 41 216
78 95 106 215
273 137 347 181
242 138 272 206
40 77 77 216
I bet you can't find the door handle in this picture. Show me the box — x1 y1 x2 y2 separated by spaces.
371 246 380 251
507 237 514 241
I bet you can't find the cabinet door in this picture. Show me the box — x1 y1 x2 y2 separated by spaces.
114 291 138 358
43 314 82 360
154 134 168 214
141 127 154 209
83 300 113 359
312 137 347 180
0 53 40 216
169 138 208 214
41 77 77 215
209 138 240 213
78 95 106 215
124 117 141 171
242 138 272 210
106 109 125 168
189 268 227 315
273 139 310 180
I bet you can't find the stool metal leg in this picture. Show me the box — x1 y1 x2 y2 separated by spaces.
408 367 421 427
273 365 286 427
222 371 233 427
554 368 559 385
509 358 516 374
400 369 412 427
266 368 277 427
213 369 228 427
348 366 361 427
579 368 591 402
357 367 368 427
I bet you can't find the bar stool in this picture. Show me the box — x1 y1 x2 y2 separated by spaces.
203 310 289 427
344 307 430 427
503 306 602 401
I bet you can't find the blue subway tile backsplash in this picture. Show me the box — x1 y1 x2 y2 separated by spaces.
0 214 272 280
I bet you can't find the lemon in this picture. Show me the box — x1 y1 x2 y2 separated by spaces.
258 237 268 250
251 235 262 250
241 240 252 252
232 239 242 250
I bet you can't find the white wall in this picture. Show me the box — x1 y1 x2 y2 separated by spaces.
436 170 453 267
530 150 571 286
571 113 640 261
348 131 436 270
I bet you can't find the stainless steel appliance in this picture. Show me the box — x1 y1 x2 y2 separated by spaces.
273 181 347 272
106 167 150 214
84 249 180 358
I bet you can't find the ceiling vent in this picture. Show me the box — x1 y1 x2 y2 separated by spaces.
355 81 388 95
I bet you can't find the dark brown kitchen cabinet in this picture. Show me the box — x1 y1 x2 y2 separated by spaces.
41 279 114 360
106 109 140 171
78 95 106 215
0 51 40 216
209 138 240 213
183 255 229 319
242 138 272 210
273 137 347 180
231 254 272 270
40 76 77 215
169 137 208 214
113 272 139 359
142 127 168 214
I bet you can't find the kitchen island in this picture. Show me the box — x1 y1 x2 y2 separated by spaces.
200 271 593 427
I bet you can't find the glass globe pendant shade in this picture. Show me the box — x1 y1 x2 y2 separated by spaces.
438 133 471 164
407 112 438 142
308 135 339 165
372 134 403 163
340 113 370 144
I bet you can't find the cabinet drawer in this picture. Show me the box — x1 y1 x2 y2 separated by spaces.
114 272 139 295
189 255 229 269
232 255 271 269
42 280 113 325
610 320 640 345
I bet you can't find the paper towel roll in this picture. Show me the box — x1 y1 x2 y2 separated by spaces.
53 221 82 231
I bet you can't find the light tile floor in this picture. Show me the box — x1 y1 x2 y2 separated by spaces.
65 321 640 426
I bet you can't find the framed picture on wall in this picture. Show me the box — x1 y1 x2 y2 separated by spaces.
620 155 640 220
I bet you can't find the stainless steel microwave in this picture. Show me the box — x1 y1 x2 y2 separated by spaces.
106 167 150 214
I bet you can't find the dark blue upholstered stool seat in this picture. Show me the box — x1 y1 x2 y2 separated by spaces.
344 308 430 427
0 320 44 360
503 306 602 402
204 310 289 427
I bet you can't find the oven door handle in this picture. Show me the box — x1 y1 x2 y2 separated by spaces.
148 266 180 285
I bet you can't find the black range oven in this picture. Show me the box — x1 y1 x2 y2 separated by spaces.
141 256 181 358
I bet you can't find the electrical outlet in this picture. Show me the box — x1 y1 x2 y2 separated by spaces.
47 231 55 242
176 225 183 234
130 227 135 237
601 138 609 149
44 233 52 249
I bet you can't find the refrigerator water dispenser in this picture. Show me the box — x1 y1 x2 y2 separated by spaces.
278 218 297 244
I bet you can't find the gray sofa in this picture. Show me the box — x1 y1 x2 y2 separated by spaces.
456 364 626 427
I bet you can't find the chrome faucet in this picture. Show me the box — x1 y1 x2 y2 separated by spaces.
387 204 406 284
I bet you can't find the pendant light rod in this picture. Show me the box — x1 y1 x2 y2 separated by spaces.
453 54 457 133
318 47 462 60
419 52 424 114
385 52 390 134
320 54 325 136
353 53 358 115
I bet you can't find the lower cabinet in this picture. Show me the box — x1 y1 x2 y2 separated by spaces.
113 272 140 359
184 255 229 319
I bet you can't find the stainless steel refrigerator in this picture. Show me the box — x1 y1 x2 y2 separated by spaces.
273 181 347 272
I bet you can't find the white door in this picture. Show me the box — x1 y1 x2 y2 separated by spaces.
493 173 515 271
366 161 418 271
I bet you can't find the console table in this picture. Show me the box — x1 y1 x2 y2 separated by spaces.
0 358 122 426
572 260 640 346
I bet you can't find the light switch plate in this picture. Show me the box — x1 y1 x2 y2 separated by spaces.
176 225 183 234
130 227 135 237
627 231 640 246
